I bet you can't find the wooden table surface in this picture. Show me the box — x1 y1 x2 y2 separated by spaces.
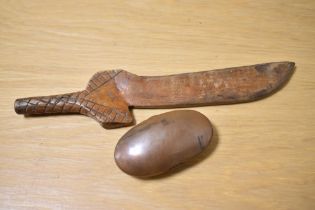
1 1 314 209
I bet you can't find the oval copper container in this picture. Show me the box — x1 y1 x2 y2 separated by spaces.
114 110 213 177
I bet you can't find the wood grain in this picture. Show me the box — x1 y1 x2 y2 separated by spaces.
0 0 314 209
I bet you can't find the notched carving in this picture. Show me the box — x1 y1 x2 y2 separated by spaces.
14 70 132 128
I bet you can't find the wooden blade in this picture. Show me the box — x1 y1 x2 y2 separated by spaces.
115 61 295 108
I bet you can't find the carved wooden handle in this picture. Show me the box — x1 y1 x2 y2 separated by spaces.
14 92 82 115
15 70 134 128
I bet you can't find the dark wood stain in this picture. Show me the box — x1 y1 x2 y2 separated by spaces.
255 64 269 73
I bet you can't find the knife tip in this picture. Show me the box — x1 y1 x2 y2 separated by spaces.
282 61 296 79
275 61 295 81
286 61 295 71
272 61 295 89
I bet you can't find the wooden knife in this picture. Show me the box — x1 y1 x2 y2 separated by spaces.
14 61 295 128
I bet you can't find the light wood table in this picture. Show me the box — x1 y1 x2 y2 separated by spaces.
1 1 314 209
